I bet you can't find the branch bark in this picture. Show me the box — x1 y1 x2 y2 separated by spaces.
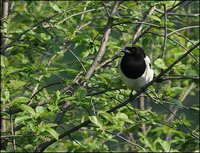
1 0 9 150
130 5 156 45
161 4 167 59
1 0 9 49
84 1 121 80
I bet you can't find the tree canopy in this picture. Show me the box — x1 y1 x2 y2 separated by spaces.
1 1 199 152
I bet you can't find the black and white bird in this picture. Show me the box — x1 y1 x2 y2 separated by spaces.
119 46 154 91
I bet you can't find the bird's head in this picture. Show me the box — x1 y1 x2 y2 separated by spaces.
121 46 144 56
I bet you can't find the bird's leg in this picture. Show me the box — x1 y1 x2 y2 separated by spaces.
129 90 133 98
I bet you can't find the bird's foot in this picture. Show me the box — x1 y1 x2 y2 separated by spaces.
129 90 133 98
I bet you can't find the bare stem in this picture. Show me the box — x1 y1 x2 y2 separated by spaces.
161 4 167 59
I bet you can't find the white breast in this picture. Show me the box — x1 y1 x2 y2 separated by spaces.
119 56 154 90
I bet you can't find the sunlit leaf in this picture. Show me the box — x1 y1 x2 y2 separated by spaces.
154 58 167 69
89 116 104 129
75 87 87 101
15 115 32 124
46 128 59 140
9 80 26 89
49 2 62 12
1 55 9 67
12 97 30 105
19 104 35 115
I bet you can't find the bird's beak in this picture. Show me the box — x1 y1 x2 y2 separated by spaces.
121 48 131 54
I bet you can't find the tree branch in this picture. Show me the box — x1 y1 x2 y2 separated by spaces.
0 0 9 49
161 4 167 59
157 76 199 82
84 1 121 80
1 1 9 150
131 1 186 45
130 5 156 45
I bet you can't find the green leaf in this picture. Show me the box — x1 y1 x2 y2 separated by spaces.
45 123 58 128
15 115 32 124
49 2 61 12
75 87 87 101
156 138 170 152
170 98 183 107
154 58 167 69
35 106 46 114
89 116 103 129
149 15 161 22
80 50 90 58
40 33 51 41
99 111 112 121
9 80 26 89
117 113 128 120
55 91 60 100
46 128 59 140
19 104 35 115
1 90 10 101
1 55 9 67
12 97 30 106
116 112 134 123
35 106 49 117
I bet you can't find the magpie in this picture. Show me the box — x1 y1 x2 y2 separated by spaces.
119 46 154 91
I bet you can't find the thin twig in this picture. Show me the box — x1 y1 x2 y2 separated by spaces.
30 9 87 74
0 1 82 53
68 134 87 151
155 8 199 17
80 1 89 21
146 31 199 63
166 83 197 122
146 90 199 139
168 13 199 17
66 47 87 73
95 54 121 71
58 7 104 24
130 5 156 45
130 1 185 45
102 1 110 17
165 83 197 141
106 130 143 149
30 82 62 100
158 76 199 82
167 25 200 37
162 4 167 59
54 101 71 124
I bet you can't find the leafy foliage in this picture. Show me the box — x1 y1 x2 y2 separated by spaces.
1 1 199 152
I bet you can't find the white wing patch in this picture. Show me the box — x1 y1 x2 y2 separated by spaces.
119 55 154 90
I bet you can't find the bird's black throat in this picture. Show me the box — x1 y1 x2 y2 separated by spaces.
120 54 146 79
